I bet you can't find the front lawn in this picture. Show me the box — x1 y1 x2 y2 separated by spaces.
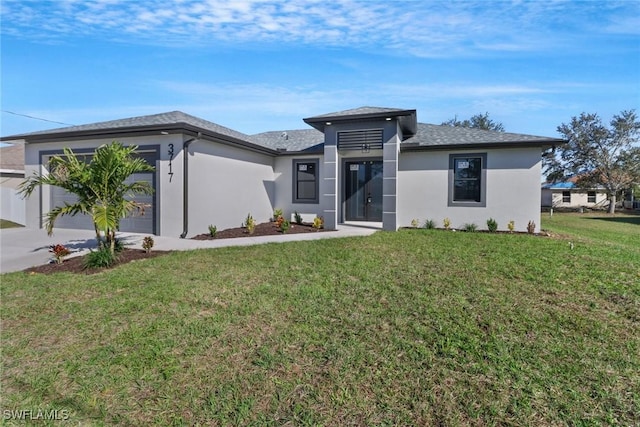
1 214 638 425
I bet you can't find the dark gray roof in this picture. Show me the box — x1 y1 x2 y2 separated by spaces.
248 129 324 152
305 106 411 119
402 123 563 149
1 111 252 144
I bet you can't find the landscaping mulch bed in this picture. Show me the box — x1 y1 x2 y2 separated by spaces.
24 248 171 275
192 221 329 240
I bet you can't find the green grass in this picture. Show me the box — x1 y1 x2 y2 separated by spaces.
1 213 639 425
0 219 23 229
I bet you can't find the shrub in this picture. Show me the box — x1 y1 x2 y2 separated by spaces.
280 220 291 234
142 236 154 253
312 216 324 231
486 218 498 232
527 220 536 234
273 208 283 221
208 224 217 237
424 219 436 229
443 217 451 230
49 244 71 264
410 219 420 228
507 220 515 233
84 246 117 269
244 213 256 235
294 211 303 225
463 223 478 232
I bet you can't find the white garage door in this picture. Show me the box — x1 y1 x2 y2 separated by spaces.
50 150 157 234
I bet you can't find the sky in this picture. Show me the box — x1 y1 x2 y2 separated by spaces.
1 0 639 140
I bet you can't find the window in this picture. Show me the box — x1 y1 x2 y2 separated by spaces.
292 159 319 204
448 153 487 207
562 191 571 203
587 191 596 203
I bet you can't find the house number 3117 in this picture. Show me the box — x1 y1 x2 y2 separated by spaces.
168 143 174 182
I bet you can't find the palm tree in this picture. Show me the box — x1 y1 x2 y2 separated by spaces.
19 141 155 255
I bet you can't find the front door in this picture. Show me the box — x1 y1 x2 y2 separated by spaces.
345 160 383 221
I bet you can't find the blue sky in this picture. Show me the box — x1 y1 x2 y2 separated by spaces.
1 0 639 139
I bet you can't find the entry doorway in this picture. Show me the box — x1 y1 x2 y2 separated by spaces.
344 160 383 221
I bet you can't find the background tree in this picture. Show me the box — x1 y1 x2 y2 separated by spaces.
545 110 640 213
441 112 505 132
19 141 155 255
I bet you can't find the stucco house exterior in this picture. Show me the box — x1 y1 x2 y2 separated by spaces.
0 142 26 225
541 179 608 209
1 106 564 236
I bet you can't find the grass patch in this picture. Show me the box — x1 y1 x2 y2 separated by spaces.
1 214 639 425
0 219 23 229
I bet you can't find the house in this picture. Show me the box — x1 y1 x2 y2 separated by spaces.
0 142 26 225
541 178 608 209
1 107 564 236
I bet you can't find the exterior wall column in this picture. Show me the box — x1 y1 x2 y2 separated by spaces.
382 123 400 231
322 144 338 230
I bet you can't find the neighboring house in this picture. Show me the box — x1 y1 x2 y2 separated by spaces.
0 142 26 224
0 107 564 236
541 179 608 209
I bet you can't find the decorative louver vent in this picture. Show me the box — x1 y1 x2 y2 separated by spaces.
337 129 384 150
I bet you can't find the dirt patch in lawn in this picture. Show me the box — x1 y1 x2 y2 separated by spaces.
192 221 329 240
24 248 171 275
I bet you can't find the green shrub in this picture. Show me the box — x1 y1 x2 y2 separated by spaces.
424 219 436 229
463 223 478 232
244 213 256 235
443 217 451 230
84 246 117 269
280 220 291 234
312 216 324 231
273 208 283 221
208 224 217 237
508 220 515 233
487 218 498 232
410 218 420 228
294 211 303 225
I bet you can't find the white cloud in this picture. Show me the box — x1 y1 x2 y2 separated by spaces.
3 0 637 56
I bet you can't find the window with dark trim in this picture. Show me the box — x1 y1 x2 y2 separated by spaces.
448 153 487 207
562 191 571 203
587 191 596 203
292 159 319 204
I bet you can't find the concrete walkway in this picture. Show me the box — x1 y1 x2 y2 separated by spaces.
0 225 379 273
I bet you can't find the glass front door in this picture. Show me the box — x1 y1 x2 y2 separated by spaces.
345 160 383 221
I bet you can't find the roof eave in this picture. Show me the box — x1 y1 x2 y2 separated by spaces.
7 123 280 156
401 139 566 152
304 109 417 133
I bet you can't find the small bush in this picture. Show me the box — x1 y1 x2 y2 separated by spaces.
244 213 256 235
463 223 478 232
487 218 498 232
113 238 126 253
84 247 117 269
410 219 420 228
527 220 536 234
443 217 451 230
424 219 436 229
508 220 515 233
49 244 71 264
142 236 154 253
208 224 217 237
280 220 291 234
273 208 283 221
312 216 324 231
294 211 303 225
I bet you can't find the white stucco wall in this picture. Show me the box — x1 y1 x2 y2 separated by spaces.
397 147 543 232
542 189 608 208
0 176 26 225
273 154 325 223
185 139 275 236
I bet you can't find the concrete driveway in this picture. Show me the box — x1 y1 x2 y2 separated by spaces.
0 225 378 274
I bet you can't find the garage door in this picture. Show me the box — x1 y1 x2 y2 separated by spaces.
50 149 158 234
